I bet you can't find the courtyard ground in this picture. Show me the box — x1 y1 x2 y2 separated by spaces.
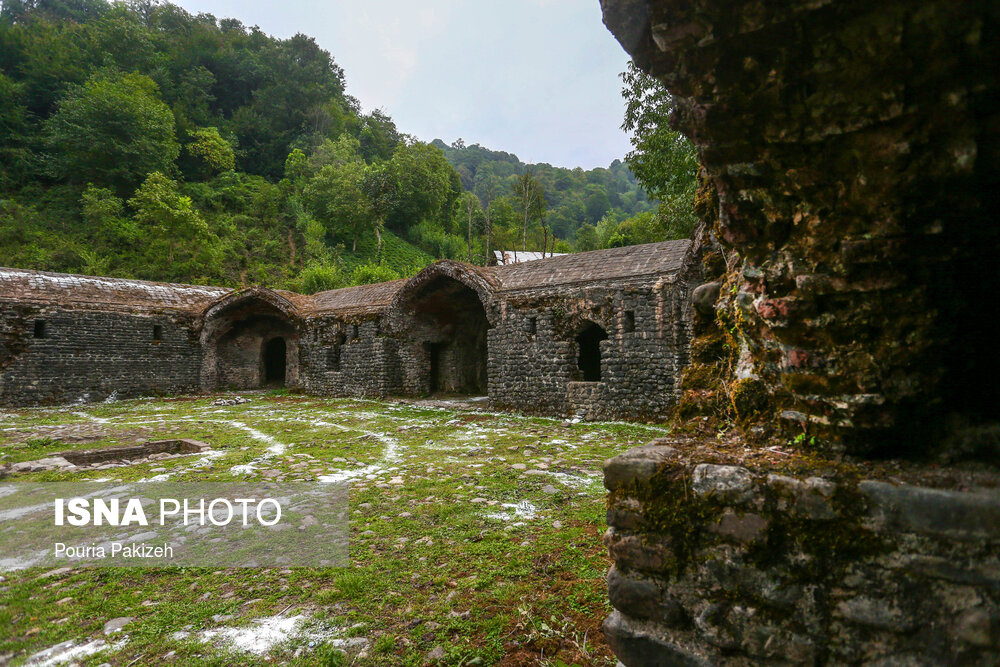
0 391 671 666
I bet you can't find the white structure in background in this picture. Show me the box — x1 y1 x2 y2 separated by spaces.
491 250 568 265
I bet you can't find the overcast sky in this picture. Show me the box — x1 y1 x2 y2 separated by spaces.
170 0 634 169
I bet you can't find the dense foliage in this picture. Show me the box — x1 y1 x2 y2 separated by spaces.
0 0 697 291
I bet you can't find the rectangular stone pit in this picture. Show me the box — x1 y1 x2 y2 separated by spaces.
60 439 210 466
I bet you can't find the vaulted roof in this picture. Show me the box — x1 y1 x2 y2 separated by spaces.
0 240 693 319
0 267 228 315
487 239 691 292
308 279 408 317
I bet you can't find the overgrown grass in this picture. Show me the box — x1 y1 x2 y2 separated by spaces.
0 394 666 665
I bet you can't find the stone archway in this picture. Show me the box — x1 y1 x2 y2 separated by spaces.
386 262 496 396
200 289 300 391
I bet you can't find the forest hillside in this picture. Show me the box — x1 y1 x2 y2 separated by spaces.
0 0 696 292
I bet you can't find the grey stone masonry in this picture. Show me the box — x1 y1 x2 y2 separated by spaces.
602 443 1000 665
0 240 694 421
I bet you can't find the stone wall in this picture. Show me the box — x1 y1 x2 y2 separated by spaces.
489 277 689 420
599 3 1000 664
1 251 696 419
602 0 1000 454
215 316 298 390
603 442 1000 665
298 316 400 398
0 303 202 405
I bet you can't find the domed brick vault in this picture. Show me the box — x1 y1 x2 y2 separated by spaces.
598 1 1000 665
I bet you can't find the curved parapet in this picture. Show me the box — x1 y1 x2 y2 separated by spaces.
383 260 500 334
199 287 303 391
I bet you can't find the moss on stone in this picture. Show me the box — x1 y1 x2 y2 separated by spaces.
729 377 769 423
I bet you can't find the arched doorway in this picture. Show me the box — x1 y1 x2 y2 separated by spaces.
412 276 489 394
200 289 299 391
263 337 286 385
388 266 493 396
576 321 608 382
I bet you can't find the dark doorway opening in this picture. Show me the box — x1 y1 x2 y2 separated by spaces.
576 321 608 382
428 342 445 394
263 337 287 385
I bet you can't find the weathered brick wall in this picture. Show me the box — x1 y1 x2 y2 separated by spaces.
599 3 1000 665
0 302 202 405
603 443 1000 665
1 257 696 418
602 0 1000 454
489 277 688 420
298 316 401 398
215 319 299 390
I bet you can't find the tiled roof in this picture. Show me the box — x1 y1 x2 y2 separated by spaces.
0 267 229 314
487 240 691 292
308 279 408 316
0 241 692 319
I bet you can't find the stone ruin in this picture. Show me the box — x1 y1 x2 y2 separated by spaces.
0 240 693 422
8 439 210 474
2 0 998 660
599 0 999 664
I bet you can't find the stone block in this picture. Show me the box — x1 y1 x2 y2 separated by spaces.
604 443 679 492
709 512 768 543
605 528 672 573
607 565 688 627
603 611 710 667
768 474 837 519
691 464 756 503
860 481 1000 540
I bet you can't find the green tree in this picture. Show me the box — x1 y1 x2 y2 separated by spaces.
457 191 483 264
361 162 400 262
575 223 599 252
45 72 179 192
621 61 698 237
357 109 402 162
0 73 32 189
304 160 370 252
584 184 612 223
388 141 461 235
184 126 236 178
511 172 546 252
350 262 399 286
308 134 364 172
127 171 217 281
283 148 311 187
298 261 345 294
81 184 137 251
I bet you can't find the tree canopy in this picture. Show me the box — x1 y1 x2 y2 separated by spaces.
0 1 699 292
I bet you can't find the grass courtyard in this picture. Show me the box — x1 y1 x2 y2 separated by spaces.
0 392 670 666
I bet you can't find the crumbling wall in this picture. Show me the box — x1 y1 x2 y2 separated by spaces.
0 303 202 404
297 316 401 398
489 278 687 420
599 2 1000 665
603 442 1000 665
602 0 1000 454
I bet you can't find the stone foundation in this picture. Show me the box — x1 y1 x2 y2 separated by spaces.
603 443 1000 665
59 438 210 466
